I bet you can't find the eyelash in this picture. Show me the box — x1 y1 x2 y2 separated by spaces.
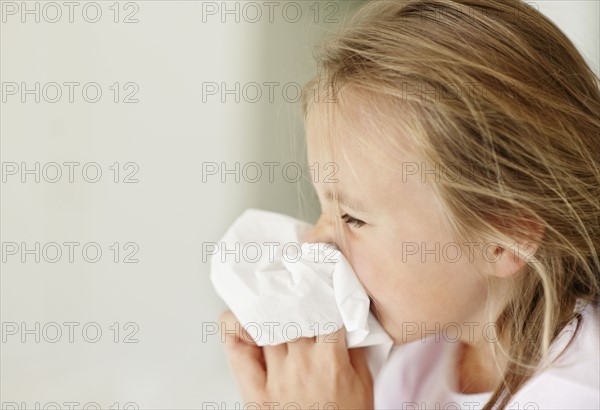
341 213 366 228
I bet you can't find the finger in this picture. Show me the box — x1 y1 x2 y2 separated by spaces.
288 336 316 347
315 324 346 347
219 310 257 345
262 343 287 372
285 335 316 356
315 325 350 364
219 311 266 392
314 323 343 344
349 347 373 387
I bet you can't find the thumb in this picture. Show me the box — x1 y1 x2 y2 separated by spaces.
219 311 266 395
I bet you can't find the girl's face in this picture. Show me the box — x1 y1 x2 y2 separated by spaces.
303 100 491 345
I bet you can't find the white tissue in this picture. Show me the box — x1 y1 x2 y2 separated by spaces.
210 208 393 377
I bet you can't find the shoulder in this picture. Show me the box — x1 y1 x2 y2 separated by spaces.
508 301 600 409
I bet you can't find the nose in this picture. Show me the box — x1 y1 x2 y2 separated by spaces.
302 213 336 244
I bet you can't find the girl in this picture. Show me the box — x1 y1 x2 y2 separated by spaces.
220 0 600 408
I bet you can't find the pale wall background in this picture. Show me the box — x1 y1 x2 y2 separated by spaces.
1 1 597 408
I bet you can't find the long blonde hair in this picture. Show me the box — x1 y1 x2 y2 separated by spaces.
302 0 600 407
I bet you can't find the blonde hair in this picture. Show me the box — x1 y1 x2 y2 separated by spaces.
301 0 600 407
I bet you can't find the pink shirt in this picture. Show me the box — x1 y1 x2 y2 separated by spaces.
374 301 600 409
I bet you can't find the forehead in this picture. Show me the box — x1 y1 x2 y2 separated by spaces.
305 87 419 160
305 91 370 163
304 91 440 216
304 97 402 209
305 91 417 171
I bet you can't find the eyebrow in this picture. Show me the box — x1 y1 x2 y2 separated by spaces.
325 191 369 213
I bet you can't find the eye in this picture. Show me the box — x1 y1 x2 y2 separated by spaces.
341 213 366 228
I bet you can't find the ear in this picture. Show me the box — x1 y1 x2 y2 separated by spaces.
487 241 537 278
488 220 544 278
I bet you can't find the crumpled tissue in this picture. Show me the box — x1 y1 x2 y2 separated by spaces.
210 208 393 377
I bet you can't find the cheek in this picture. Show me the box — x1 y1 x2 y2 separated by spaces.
343 231 440 313
344 237 391 297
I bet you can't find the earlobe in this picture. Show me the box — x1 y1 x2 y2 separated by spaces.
487 217 544 278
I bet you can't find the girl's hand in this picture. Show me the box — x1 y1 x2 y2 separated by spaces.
220 310 374 410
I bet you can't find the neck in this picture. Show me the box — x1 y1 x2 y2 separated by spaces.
455 338 507 394
455 284 511 394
